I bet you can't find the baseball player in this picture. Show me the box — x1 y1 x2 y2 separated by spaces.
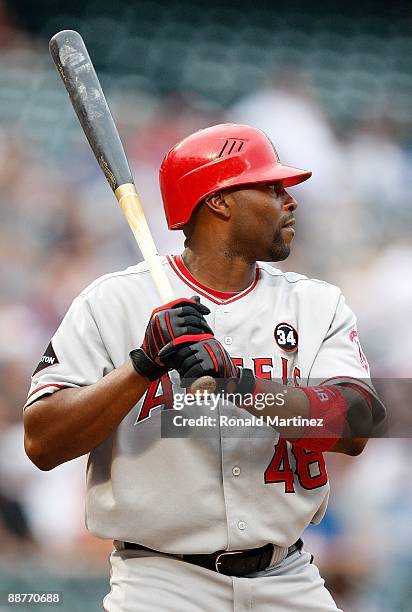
24 124 385 611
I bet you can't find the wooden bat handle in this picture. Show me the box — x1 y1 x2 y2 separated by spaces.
115 183 174 302
115 184 215 394
188 375 217 395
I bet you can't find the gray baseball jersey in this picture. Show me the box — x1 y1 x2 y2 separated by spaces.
25 255 372 555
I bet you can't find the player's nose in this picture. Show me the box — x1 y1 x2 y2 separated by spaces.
283 194 298 212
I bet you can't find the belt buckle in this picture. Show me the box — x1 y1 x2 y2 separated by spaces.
215 550 242 574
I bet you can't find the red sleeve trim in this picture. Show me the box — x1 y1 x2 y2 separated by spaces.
338 382 373 410
319 375 380 402
28 383 68 398
319 375 374 392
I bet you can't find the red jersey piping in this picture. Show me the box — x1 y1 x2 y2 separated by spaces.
167 255 260 305
28 383 67 398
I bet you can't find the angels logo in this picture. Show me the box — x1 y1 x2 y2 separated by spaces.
349 329 369 372
274 323 298 352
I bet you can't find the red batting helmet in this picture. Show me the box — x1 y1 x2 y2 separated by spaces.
159 123 312 230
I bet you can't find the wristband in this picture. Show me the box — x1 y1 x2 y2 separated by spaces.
223 368 258 405
237 368 257 396
295 385 347 452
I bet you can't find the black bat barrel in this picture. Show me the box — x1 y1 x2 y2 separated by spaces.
49 30 133 192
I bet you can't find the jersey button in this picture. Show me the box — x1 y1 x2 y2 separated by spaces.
224 336 232 346
238 521 246 531
232 466 241 477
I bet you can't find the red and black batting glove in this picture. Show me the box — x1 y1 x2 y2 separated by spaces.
158 337 237 388
130 296 213 381
159 336 256 398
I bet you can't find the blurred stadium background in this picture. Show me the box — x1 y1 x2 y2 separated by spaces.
0 0 411 610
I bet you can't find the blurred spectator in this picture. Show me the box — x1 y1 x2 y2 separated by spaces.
227 71 346 208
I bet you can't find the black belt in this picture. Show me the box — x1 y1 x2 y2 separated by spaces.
123 539 303 577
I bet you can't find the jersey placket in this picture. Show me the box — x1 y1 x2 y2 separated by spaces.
213 302 252 549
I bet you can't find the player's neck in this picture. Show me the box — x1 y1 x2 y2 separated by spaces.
181 247 256 293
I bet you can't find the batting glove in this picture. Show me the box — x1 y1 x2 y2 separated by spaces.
130 296 213 381
159 338 255 392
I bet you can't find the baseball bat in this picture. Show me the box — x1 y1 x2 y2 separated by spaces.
49 30 215 393
49 29 173 302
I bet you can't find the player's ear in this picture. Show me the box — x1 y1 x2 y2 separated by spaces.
204 191 231 220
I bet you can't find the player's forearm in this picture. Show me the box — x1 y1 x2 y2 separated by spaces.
241 379 310 439
241 379 371 455
328 437 368 455
23 361 149 470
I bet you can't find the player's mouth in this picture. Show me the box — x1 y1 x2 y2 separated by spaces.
282 218 295 236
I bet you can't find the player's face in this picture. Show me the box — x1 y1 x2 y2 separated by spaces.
227 182 298 263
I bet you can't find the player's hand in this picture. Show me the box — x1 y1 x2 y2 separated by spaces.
158 337 238 388
130 296 214 381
